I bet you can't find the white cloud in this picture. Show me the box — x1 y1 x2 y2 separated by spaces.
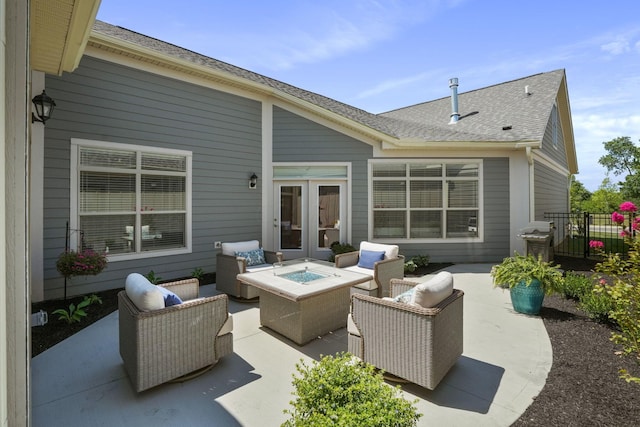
355 71 438 99
601 38 631 55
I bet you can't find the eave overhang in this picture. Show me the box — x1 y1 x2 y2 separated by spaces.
30 0 101 75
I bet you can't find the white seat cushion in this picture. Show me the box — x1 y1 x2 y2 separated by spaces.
342 266 376 290
125 273 164 312
221 240 260 256
218 313 233 336
410 271 454 308
347 313 360 336
359 241 399 260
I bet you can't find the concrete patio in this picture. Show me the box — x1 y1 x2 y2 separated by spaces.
31 264 552 426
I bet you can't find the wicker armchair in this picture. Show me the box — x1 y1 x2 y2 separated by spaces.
118 277 233 392
348 273 464 390
334 241 404 298
216 240 283 299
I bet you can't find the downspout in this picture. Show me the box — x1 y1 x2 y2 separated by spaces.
526 146 535 221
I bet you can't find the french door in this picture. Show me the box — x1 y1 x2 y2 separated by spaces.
274 180 346 260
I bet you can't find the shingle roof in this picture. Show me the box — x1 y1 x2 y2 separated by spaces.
92 21 396 136
91 21 565 145
380 70 565 143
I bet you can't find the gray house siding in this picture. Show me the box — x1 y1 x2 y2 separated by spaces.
534 161 569 220
273 105 509 263
401 157 511 263
272 106 373 241
540 105 568 169
43 56 262 298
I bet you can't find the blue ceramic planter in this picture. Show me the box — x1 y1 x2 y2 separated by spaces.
510 279 545 315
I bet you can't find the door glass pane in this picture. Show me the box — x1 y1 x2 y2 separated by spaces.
280 186 302 250
318 185 340 248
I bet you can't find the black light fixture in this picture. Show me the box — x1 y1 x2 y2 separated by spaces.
31 90 56 124
249 173 258 189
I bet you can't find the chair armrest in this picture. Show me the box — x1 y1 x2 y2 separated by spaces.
334 250 359 268
373 255 405 298
216 252 247 282
264 250 283 263
160 277 199 301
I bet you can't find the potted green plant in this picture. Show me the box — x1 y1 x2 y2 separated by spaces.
490 252 563 315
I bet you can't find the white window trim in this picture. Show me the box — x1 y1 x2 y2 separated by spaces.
368 159 484 243
70 138 193 261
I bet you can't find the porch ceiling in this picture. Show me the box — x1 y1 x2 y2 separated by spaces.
30 0 100 75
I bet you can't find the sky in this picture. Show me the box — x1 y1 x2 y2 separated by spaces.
96 0 640 192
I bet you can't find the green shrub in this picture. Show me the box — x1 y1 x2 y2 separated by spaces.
590 201 640 384
557 272 593 300
145 270 162 284
404 260 417 274
328 242 357 263
404 255 430 274
282 352 422 427
191 267 205 281
578 286 616 322
52 294 102 324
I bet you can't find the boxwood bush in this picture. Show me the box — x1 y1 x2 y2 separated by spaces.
282 352 422 426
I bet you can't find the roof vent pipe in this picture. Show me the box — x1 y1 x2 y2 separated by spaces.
449 77 460 124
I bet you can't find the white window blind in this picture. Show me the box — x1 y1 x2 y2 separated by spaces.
372 161 481 240
73 142 191 258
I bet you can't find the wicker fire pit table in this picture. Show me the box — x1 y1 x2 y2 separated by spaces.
237 258 371 345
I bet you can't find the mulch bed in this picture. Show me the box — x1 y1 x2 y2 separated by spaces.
31 259 640 425
513 256 640 426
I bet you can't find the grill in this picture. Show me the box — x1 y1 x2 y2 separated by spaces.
518 221 555 262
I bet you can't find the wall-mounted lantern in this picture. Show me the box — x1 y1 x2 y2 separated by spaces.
249 173 258 189
31 90 56 124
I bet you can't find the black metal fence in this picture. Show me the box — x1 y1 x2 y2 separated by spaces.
544 212 633 258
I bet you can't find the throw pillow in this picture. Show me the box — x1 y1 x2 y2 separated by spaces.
357 250 386 269
235 248 266 266
392 288 415 304
157 286 183 307
125 273 165 311
411 271 453 308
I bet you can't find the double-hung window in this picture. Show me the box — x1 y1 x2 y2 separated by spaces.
371 160 481 240
70 139 192 259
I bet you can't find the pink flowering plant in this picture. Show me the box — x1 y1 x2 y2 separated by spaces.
590 201 640 384
56 249 108 278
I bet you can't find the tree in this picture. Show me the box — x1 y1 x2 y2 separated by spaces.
581 178 623 213
570 175 591 212
598 136 640 200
